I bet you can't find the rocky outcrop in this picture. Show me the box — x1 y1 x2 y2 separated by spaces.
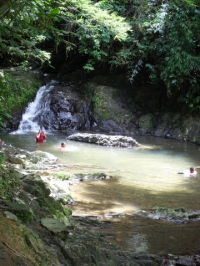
85 83 200 144
67 132 140 148
46 84 93 131
6 79 200 144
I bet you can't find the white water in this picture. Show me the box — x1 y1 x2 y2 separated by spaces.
13 81 56 134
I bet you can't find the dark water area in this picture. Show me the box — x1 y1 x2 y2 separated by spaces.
1 131 200 255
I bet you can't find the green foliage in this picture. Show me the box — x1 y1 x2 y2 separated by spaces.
15 210 33 222
0 0 131 70
179 83 200 112
63 207 72 217
0 0 56 66
100 110 107 120
116 0 200 113
91 95 104 108
38 197 72 218
1 0 200 113
0 156 5 164
0 166 21 198
0 70 39 126
52 173 71 180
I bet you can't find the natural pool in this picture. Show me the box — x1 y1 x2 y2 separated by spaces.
1 132 200 255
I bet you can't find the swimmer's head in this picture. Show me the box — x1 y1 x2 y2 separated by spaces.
190 167 194 173
61 142 66 148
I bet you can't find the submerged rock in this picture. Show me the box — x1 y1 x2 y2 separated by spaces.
135 207 200 224
175 256 194 266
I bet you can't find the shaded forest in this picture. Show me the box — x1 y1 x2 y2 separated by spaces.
0 0 200 123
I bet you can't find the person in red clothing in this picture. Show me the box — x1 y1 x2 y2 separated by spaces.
35 130 47 143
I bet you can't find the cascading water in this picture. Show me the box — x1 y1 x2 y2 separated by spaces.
13 81 56 134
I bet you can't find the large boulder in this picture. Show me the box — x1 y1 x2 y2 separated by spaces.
42 85 93 131
67 132 140 148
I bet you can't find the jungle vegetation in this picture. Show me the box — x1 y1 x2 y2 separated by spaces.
0 0 200 120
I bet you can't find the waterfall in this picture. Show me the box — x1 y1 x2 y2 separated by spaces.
13 81 56 134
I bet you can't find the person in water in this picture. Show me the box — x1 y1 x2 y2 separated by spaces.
61 142 66 148
0 139 5 146
35 130 47 143
57 142 66 150
189 167 197 177
178 166 200 177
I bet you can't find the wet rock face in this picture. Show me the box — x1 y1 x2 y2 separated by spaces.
6 83 95 132
6 79 200 144
42 85 93 131
5 112 23 130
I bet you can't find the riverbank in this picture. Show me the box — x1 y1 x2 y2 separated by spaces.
0 143 163 266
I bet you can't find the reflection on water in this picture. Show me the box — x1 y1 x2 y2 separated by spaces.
1 132 200 255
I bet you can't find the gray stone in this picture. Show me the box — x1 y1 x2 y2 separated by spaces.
41 217 68 233
4 211 18 221
176 256 194 266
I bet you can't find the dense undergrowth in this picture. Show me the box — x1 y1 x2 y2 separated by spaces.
0 165 21 198
0 69 41 127
1 0 200 116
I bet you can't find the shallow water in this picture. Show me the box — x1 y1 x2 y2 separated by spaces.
1 132 200 255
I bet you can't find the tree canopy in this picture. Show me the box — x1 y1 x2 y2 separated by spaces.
1 0 200 112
